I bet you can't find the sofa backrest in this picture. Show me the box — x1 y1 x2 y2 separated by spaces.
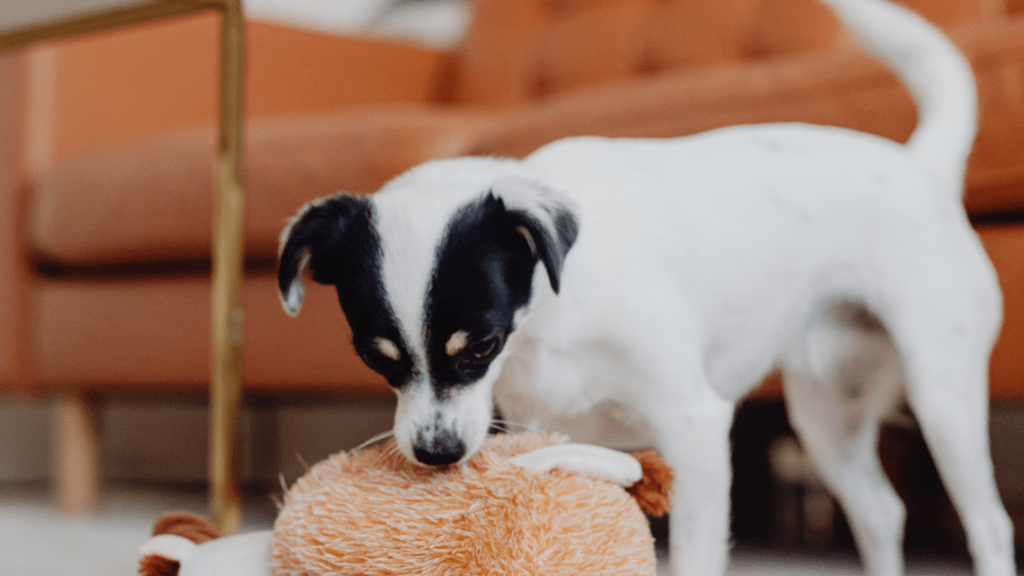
26 13 449 162
453 0 1010 108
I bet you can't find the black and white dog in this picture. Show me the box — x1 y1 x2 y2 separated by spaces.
277 0 1014 574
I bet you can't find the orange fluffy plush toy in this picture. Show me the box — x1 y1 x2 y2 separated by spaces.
139 432 672 576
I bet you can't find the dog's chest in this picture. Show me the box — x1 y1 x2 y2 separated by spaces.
493 327 657 449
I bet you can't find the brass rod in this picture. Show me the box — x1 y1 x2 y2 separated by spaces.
208 0 245 536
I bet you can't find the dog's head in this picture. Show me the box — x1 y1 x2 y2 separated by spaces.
278 167 579 466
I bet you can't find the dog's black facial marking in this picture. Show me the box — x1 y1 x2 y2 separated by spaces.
278 194 416 387
424 194 539 394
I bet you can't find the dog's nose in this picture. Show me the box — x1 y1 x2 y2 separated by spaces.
413 435 466 466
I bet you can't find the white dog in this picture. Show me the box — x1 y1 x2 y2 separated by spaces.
277 0 1015 574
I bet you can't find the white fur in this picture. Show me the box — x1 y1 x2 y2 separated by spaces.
283 1 1015 574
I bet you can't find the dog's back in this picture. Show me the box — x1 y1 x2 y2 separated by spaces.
511 0 983 401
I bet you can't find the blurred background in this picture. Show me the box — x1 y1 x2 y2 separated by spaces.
2 0 1024 574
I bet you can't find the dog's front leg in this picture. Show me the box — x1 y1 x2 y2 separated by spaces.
650 393 736 576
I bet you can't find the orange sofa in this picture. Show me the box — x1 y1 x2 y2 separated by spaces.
3 0 1024 509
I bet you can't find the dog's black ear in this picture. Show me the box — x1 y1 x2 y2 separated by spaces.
491 176 580 293
278 194 371 316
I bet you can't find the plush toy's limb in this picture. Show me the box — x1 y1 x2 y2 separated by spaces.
152 512 221 543
508 443 643 486
139 552 183 576
627 450 674 517
139 512 219 576
138 517 272 576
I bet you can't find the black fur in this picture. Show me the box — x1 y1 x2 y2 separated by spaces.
413 420 466 465
424 193 575 396
278 188 578 394
278 194 416 387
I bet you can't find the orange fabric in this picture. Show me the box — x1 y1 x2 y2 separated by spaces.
469 43 916 157
0 55 31 393
469 17 1024 216
744 0 843 59
272 433 657 576
454 0 988 109
41 13 447 158
32 274 388 395
980 224 1024 400
640 0 763 71
900 0 990 27
453 0 547 107
534 0 654 98
28 107 497 265
45 13 219 159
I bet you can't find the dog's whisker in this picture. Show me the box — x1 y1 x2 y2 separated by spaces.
370 436 404 468
353 429 396 452
490 419 534 434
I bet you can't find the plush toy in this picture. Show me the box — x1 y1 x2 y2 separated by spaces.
139 432 672 576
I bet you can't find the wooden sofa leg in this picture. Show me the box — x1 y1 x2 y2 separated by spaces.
53 393 101 513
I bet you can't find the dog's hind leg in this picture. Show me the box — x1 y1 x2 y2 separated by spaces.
906 373 1015 576
883 267 1015 576
781 304 907 576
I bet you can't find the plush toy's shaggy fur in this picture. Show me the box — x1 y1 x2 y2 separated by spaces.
273 433 667 576
138 433 671 576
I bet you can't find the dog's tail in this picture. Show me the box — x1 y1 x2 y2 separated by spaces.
820 0 977 194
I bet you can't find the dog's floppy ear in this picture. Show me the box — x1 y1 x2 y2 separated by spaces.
278 194 371 316
491 176 580 293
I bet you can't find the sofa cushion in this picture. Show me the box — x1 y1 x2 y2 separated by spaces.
33 273 387 395
469 17 1024 216
28 107 496 266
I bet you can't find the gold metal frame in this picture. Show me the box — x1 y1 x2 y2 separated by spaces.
1 0 246 535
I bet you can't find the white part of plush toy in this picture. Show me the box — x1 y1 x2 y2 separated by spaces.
507 442 644 486
178 531 273 576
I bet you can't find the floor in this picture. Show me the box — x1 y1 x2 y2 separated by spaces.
0 482 978 576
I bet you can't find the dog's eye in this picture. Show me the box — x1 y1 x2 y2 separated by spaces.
458 333 504 369
468 335 500 358
357 337 403 377
358 350 391 372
